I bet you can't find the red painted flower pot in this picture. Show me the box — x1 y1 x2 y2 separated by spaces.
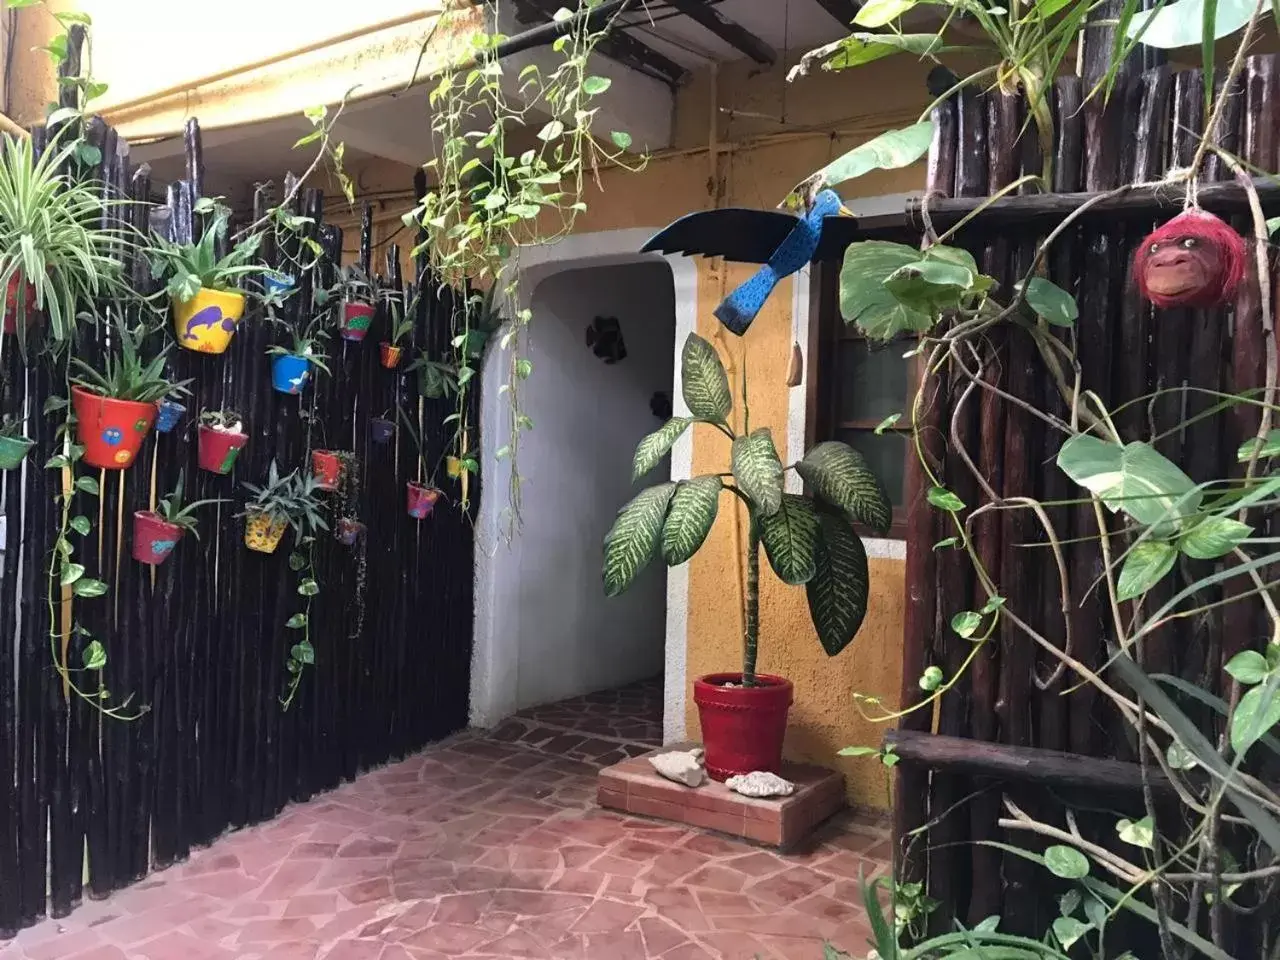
198 425 247 475
312 450 342 490
132 511 183 565
406 481 441 519
693 673 794 781
380 342 402 369
339 302 375 342
2 273 38 335
71 386 156 470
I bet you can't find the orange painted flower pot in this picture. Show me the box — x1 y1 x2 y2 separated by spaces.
312 450 342 490
71 386 156 470
379 342 402 369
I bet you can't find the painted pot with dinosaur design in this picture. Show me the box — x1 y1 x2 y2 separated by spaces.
0 433 33 470
172 287 246 354
338 302 374 342
198 425 247 475
71 386 156 470
312 450 342 490
406 481 441 519
244 512 287 553
132 511 183 565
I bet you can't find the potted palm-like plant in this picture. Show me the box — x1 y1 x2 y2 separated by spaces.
239 460 328 554
149 205 268 354
380 294 415 369
70 317 192 470
132 471 224 565
326 263 376 342
0 414 33 470
396 403 444 519
603 333 888 780
197 409 247 475
266 313 330 395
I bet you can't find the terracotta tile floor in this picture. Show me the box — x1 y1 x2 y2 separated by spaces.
1 695 889 960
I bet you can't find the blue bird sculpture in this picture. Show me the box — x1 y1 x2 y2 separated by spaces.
713 189 851 336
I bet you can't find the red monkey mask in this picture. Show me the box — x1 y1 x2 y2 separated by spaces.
1133 208 1247 309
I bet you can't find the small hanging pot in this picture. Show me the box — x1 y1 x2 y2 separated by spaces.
244 512 287 553
71 386 156 471
370 417 395 444
2 273 39 336
154 399 186 434
198 425 248 475
339 301 375 342
406 481 441 519
379 342 403 369
312 450 342 490
446 456 462 480
263 272 296 300
337 518 365 546
271 353 312 394
172 287 246 354
132 511 183 565
0 433 34 470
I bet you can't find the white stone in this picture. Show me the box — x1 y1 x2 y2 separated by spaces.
649 748 707 788
725 771 795 798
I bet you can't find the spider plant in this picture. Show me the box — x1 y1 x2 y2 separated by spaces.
152 471 225 539
200 409 243 432
384 288 418 347
70 316 192 403
148 206 268 304
240 460 329 537
320 262 376 307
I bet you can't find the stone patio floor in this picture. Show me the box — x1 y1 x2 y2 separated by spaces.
1 693 889 960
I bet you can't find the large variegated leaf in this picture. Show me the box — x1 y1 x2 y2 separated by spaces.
732 428 784 517
633 417 692 481
795 441 892 534
1057 435 1201 536
680 333 731 424
840 241 933 340
603 483 676 597
759 494 820 585
806 511 870 656
661 475 722 565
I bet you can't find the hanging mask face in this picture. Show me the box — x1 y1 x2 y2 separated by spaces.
650 391 672 421
585 315 627 365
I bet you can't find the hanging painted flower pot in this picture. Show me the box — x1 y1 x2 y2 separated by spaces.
446 456 462 480
339 302 375 342
379 342 402 369
172 287 246 354
0 433 34 470
406 481 441 519
263 272 295 299
244 511 287 553
71 386 157 470
271 354 312 394
370 417 394 444
197 425 248 475
2 274 38 336
337 518 365 546
312 450 342 490
132 511 183 566
154 399 186 434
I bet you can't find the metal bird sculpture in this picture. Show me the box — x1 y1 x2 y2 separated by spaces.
712 189 851 336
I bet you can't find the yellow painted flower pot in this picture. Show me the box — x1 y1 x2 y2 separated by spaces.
244 513 287 554
172 287 247 354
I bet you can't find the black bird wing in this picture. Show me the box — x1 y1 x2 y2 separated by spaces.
641 208 862 265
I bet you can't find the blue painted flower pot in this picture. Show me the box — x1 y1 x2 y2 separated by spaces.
263 272 295 299
271 354 312 394
154 399 186 434
370 417 394 444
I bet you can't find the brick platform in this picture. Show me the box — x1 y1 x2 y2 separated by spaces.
598 744 846 850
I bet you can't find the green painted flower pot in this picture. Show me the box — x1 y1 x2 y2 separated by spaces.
0 433 33 470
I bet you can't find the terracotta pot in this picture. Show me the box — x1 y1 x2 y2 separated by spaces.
370 417 394 444
244 512 287 553
198 425 247 475
312 450 342 490
339 301 375 342
71 386 156 470
0 433 33 470
337 518 365 545
406 481 441 519
132 511 183 565
172 287 246 354
693 673 793 781
154 399 186 434
271 353 312 394
379 342 402 369
2 273 38 335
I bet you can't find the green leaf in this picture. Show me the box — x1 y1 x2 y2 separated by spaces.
680 333 731 423
1268 216 1280 238
981 595 1005 615
73 578 107 598
1236 429 1280 462
1060 890 1082 917
661 476 722 565
883 257 975 311
1044 845 1090 879
919 665 944 691
839 241 933 340
1020 277 1078 327
603 483 677 597
70 516 91 536
582 76 611 95
873 413 900 434
854 0 920 29
76 476 100 496
1115 540 1177 601
837 745 880 757
610 130 632 150
759 494 820 585
732 429 784 517
951 610 982 639
795 441 891 534
1231 679 1280 756
1180 515 1253 559
288 552 308 571
798 122 932 198
537 119 564 141
1116 816 1155 850
1225 650 1269 685
1052 916 1092 950
1167 739 1198 770
633 418 692 481
933 536 958 550
1056 435 1201 534
817 32 946 71
75 142 101 167
82 640 107 671
515 357 533 379
806 511 870 656
60 563 85 587
285 613 309 630
1127 0 1256 48
927 486 965 512
297 579 320 597
291 641 315 665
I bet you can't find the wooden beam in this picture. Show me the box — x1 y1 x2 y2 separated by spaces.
663 0 777 65
515 0 686 87
810 0 862 29
883 729 1175 795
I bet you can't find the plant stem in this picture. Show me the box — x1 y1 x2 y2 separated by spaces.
743 515 760 686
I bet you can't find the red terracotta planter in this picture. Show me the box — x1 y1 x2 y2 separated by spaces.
406 481 441 519
380 342 402 369
339 302 375 342
198 425 247 474
71 386 157 470
693 673 794 781
312 450 342 490
2 273 38 335
132 511 183 565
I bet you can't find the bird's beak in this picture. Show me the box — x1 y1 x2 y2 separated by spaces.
837 204 854 217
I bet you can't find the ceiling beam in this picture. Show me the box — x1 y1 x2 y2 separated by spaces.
662 0 776 65
810 0 862 30
514 0 687 87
